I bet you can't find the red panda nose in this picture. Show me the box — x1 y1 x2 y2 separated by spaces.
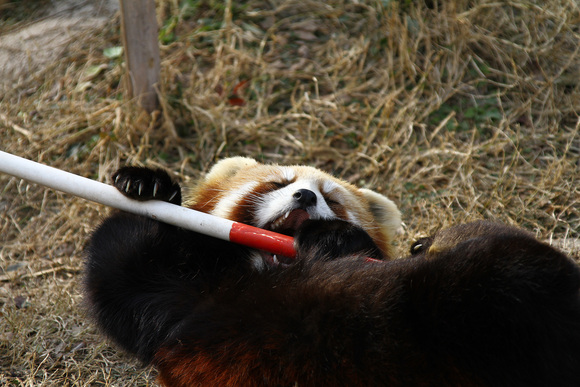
293 189 317 208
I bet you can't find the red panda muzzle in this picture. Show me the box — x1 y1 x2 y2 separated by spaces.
267 208 310 236
262 209 311 266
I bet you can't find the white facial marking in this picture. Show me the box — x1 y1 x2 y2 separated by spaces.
211 181 259 219
254 177 337 228
211 166 364 234
324 183 363 226
322 179 340 194
280 167 296 181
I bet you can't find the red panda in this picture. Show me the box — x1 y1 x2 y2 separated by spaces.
85 158 580 387
186 157 401 267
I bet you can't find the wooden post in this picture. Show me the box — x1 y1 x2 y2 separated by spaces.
119 0 160 113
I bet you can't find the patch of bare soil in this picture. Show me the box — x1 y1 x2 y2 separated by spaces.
0 0 118 93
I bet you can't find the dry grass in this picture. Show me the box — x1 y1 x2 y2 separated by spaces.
1 0 579 385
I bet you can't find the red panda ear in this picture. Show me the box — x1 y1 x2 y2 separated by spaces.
359 188 402 242
205 157 258 181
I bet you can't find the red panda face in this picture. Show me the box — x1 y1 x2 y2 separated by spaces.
186 157 401 266
253 168 360 228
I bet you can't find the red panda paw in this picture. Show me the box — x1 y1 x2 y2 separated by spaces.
112 167 182 205
294 219 384 262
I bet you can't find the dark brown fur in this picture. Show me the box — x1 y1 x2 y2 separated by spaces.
85 167 580 386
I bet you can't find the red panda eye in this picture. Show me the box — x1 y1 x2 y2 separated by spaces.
269 181 288 190
324 197 340 206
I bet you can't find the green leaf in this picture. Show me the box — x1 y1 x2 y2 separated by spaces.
84 64 108 80
103 46 124 59
463 107 478 119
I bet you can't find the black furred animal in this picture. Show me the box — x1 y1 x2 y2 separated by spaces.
85 165 580 387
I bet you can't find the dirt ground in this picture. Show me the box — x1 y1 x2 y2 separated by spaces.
1 0 579 385
0 0 118 93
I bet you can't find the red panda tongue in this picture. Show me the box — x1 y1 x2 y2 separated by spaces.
263 209 310 267
280 209 310 232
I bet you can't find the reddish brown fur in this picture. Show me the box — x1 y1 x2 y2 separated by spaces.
85 166 580 387
185 157 402 259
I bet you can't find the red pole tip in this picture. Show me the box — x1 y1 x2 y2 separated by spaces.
229 222 296 258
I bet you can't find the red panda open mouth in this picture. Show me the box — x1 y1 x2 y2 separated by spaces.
261 209 310 266
267 209 311 236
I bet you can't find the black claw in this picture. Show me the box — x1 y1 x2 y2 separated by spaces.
112 167 182 205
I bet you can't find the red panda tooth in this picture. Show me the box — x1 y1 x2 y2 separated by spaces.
272 255 279 264
271 215 285 229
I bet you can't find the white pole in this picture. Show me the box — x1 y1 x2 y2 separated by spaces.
0 150 233 241
0 150 296 257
